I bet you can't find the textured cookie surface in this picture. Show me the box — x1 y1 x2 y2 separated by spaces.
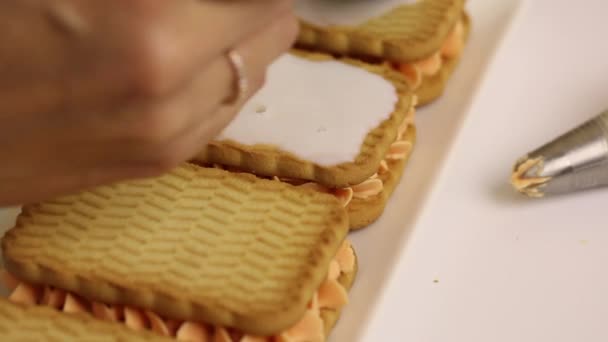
0 298 171 342
1 164 349 336
195 50 414 188
296 0 465 63
349 125 416 229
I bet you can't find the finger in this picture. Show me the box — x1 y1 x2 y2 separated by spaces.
17 0 295 119
51 66 251 189
193 10 300 108
94 12 296 160
67 12 297 175
119 10 298 135
140 98 251 175
196 0 295 52
123 0 296 96
139 12 299 160
83 102 242 181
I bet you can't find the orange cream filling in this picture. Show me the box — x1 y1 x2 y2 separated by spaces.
396 19 465 90
210 102 415 207
270 104 415 207
2 240 355 342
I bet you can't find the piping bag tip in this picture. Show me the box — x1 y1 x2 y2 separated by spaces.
510 109 608 198
511 155 551 198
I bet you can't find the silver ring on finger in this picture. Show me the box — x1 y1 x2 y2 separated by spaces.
225 49 248 105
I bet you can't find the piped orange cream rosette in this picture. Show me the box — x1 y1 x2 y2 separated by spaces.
395 18 465 90
273 103 416 208
2 240 355 342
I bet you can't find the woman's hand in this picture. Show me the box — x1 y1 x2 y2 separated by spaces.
0 0 298 205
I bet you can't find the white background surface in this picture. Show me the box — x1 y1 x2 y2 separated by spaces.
3 0 608 341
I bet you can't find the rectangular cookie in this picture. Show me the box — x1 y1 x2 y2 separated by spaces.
195 50 417 229
295 0 471 105
0 298 173 341
1 163 356 341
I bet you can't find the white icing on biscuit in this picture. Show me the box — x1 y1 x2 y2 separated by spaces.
217 54 398 167
295 0 417 27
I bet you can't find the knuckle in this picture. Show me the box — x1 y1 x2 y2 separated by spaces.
126 28 181 98
268 12 299 52
274 0 295 13
282 14 300 45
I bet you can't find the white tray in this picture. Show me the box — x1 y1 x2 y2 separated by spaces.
0 0 522 340
336 1 524 340
361 0 608 341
